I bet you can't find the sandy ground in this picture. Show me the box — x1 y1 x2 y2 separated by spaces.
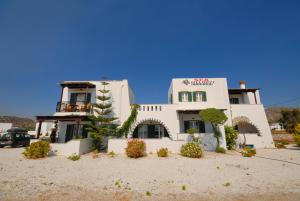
1 146 300 201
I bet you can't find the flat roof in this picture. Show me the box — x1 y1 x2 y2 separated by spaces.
59 82 96 89
228 88 259 94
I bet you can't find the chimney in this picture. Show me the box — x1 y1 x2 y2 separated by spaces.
240 81 246 89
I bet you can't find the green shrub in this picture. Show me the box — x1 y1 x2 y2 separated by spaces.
225 126 238 150
186 128 199 134
126 139 146 158
275 142 286 149
68 153 81 161
23 141 50 159
293 134 300 147
180 142 203 158
241 147 256 157
216 146 226 154
157 148 168 157
107 151 116 157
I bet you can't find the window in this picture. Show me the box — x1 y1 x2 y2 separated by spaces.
70 93 91 104
193 91 207 102
184 120 205 133
179 92 192 102
230 98 239 104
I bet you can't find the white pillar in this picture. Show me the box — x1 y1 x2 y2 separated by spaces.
218 125 227 149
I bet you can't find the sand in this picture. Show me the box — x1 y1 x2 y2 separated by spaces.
0 145 300 201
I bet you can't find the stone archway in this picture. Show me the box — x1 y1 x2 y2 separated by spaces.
132 118 170 139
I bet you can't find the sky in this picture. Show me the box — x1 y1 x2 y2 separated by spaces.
0 0 299 117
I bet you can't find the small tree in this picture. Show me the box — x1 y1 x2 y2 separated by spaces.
86 81 118 150
186 128 200 143
199 108 228 148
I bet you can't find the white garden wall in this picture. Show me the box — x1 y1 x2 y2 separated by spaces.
50 138 93 156
108 138 186 154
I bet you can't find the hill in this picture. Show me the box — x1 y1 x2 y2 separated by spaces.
265 107 300 123
0 116 35 130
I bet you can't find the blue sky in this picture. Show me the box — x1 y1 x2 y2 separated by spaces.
0 0 299 117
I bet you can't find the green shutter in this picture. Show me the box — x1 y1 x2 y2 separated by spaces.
192 92 196 102
178 92 182 102
202 92 207 102
188 92 192 102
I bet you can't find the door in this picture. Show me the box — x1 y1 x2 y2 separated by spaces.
148 125 156 138
65 124 75 142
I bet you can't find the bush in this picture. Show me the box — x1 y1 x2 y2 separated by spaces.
216 146 226 154
23 141 50 159
107 151 116 157
241 147 256 157
225 126 238 150
275 142 286 149
274 139 289 149
126 139 146 158
157 148 168 157
180 142 203 158
293 134 300 147
68 153 81 161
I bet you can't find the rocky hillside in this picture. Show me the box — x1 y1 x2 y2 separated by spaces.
265 107 300 123
0 116 35 130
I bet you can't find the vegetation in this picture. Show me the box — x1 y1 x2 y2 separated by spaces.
86 81 118 151
146 191 152 196
182 185 186 191
279 109 300 133
126 139 146 158
68 153 81 161
199 108 228 149
92 149 99 158
86 82 140 151
117 104 139 138
157 148 168 157
274 141 286 149
215 146 226 154
223 182 231 187
241 147 256 157
294 124 300 147
225 126 238 150
180 142 203 158
107 151 116 157
23 141 50 159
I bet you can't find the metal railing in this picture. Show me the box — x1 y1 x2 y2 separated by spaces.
56 101 93 113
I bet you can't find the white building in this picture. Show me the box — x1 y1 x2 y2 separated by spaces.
36 78 274 155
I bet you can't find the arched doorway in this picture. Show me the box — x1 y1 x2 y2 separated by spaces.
132 119 170 139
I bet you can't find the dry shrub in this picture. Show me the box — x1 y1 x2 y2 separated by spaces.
126 139 146 158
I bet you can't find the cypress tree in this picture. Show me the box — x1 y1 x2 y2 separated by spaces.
86 81 118 150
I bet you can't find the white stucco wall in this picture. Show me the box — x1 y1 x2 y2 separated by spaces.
0 123 12 133
50 138 93 156
230 104 274 148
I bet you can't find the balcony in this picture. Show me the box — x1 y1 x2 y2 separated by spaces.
56 101 93 113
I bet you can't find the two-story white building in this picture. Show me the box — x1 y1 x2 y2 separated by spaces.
36 78 274 155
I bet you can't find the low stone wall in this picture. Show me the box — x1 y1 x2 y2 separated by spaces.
50 138 93 156
108 138 186 154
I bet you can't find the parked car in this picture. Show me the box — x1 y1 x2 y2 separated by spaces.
0 128 30 148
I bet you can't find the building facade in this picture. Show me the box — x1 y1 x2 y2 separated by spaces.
36 78 274 154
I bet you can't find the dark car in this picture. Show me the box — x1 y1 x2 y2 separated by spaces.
0 128 30 148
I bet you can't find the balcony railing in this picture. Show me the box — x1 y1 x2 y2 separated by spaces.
56 101 93 113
